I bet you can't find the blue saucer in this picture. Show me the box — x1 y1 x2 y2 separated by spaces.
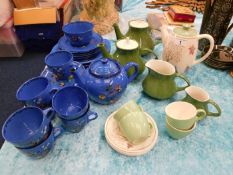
73 39 111 61
40 62 81 89
58 32 103 53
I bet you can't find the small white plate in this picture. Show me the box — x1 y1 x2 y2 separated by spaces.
105 111 158 156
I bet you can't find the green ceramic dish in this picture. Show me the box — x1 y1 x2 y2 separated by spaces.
165 101 206 130
182 86 221 117
118 111 152 144
166 117 196 140
114 100 142 122
142 60 190 99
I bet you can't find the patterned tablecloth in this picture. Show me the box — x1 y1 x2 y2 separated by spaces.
0 1 233 174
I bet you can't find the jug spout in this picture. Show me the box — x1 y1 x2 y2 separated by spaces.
113 23 125 40
98 43 113 58
72 63 86 89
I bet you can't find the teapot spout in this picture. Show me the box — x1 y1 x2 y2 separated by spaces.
73 63 86 89
98 43 113 58
113 23 125 40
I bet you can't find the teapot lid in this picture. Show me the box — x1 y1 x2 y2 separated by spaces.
173 24 197 37
89 58 121 78
116 37 139 50
129 20 149 29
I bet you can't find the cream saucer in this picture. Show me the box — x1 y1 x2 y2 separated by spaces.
105 111 158 156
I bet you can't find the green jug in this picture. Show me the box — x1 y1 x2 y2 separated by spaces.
113 19 156 55
142 59 190 100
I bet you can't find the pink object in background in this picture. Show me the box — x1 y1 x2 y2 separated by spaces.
0 19 24 57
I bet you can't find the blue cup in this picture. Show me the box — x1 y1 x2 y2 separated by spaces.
45 51 77 80
63 21 94 47
2 107 55 148
16 76 57 108
18 127 63 159
52 86 89 120
60 106 98 133
52 86 98 132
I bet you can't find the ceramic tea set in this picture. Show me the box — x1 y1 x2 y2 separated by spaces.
142 59 221 140
51 21 111 68
2 20 222 157
105 100 158 156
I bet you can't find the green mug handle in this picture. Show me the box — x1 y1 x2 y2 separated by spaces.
175 73 191 92
140 48 158 58
206 99 221 117
195 109 207 121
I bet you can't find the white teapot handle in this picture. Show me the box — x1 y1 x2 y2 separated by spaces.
193 34 214 65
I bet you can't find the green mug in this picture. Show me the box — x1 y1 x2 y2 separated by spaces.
165 101 206 130
142 59 190 100
182 86 221 117
166 117 196 140
114 100 142 122
117 111 152 144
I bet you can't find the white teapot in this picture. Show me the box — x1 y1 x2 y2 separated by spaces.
161 25 214 73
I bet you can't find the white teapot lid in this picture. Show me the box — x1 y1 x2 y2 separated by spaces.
129 20 149 29
116 37 139 50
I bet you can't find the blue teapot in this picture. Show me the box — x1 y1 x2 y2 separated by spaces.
74 58 139 105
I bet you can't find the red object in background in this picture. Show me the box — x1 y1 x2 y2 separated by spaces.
168 5 196 22
115 0 123 11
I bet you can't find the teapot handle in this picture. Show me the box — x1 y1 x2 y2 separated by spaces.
193 34 214 65
140 48 158 58
124 62 139 83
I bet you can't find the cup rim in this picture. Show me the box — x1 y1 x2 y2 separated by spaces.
45 51 73 68
185 85 210 102
165 101 197 121
2 106 44 144
166 117 196 132
16 76 49 101
63 21 94 35
145 59 175 76
52 86 89 118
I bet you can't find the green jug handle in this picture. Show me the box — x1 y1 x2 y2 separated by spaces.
195 109 206 121
140 48 158 58
175 73 191 92
206 99 221 117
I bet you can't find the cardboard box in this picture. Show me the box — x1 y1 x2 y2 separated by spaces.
14 7 57 25
13 0 39 9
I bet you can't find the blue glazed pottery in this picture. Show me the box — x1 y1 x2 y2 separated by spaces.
18 127 63 159
63 21 94 47
2 107 55 148
59 107 98 133
52 86 89 120
16 76 57 108
40 61 84 89
58 32 103 53
45 51 79 81
73 58 139 104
